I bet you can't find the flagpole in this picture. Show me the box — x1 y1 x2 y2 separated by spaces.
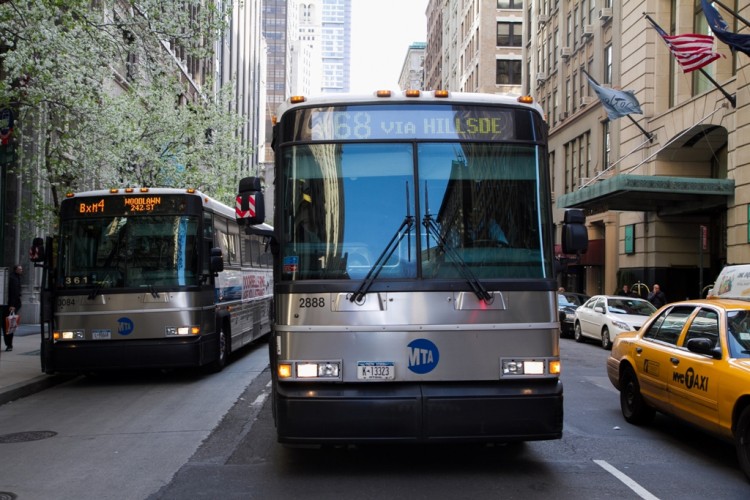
711 0 750 29
582 69 654 141
644 13 736 108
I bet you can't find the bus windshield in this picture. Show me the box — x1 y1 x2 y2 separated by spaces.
280 141 551 281
58 215 201 289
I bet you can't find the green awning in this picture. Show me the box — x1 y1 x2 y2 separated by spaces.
557 175 734 215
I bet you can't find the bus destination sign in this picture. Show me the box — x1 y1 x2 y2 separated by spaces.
63 194 192 218
290 105 521 142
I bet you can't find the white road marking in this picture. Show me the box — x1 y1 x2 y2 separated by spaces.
594 459 660 500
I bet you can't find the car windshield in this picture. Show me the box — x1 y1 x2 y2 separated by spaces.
559 293 585 306
727 310 750 358
607 298 656 316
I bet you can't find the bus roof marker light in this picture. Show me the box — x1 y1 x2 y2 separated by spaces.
289 95 306 104
405 89 420 97
376 90 392 98
65 192 75 198
517 95 534 104
109 188 119 194
434 90 449 98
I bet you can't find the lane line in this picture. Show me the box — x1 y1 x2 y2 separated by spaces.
593 459 660 500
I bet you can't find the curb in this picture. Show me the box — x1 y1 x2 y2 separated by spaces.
0 373 78 406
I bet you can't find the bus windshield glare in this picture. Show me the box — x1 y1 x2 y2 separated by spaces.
58 214 201 289
280 105 552 281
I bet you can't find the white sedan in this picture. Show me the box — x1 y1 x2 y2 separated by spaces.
574 295 657 349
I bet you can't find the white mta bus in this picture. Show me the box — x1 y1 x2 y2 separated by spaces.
34 188 273 373
237 90 588 444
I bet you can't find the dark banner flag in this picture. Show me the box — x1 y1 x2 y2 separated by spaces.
702 0 750 57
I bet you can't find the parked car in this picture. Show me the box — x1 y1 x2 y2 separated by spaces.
574 295 657 349
558 292 589 338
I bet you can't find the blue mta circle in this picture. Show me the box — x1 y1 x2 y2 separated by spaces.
407 338 439 374
117 317 134 336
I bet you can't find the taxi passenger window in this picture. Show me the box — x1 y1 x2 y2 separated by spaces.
683 309 719 348
643 306 695 345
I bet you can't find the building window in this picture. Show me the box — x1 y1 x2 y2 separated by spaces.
496 59 522 85
497 0 522 8
497 22 523 46
625 225 635 254
604 44 613 84
603 121 611 169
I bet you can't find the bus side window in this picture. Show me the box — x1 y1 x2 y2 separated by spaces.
202 212 214 277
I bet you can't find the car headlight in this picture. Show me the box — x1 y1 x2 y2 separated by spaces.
611 320 630 331
565 312 576 320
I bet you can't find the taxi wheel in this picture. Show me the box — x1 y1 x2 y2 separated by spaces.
574 323 584 343
601 327 612 350
620 367 655 425
735 406 750 481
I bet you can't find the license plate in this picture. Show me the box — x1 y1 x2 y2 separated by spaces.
92 329 111 340
357 362 395 380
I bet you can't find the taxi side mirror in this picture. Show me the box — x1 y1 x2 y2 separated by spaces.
686 338 721 359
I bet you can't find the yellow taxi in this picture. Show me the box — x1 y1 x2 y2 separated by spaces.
607 265 750 480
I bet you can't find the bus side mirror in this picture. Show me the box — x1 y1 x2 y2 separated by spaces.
30 237 45 263
561 209 588 254
236 176 265 226
210 247 224 275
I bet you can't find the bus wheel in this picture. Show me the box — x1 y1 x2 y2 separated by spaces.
206 326 228 373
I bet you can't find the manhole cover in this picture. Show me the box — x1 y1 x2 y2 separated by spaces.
0 431 57 443
0 492 17 500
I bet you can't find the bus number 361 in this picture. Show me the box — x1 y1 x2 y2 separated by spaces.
299 297 325 308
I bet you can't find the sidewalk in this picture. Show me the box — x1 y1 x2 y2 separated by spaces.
0 324 76 405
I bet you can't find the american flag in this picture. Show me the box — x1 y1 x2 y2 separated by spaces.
646 15 722 73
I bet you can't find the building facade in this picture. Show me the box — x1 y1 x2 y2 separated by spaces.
321 0 352 93
529 0 745 303
425 0 524 93
398 42 427 90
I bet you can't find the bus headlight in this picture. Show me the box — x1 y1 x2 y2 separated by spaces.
501 359 550 376
165 326 200 336
297 362 340 379
278 361 341 380
54 330 85 341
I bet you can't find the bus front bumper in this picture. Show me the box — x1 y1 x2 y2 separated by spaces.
274 379 563 444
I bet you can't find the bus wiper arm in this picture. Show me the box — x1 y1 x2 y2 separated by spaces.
422 214 492 303
87 281 105 300
350 215 414 303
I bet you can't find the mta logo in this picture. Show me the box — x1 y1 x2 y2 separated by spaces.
117 317 134 336
407 338 439 374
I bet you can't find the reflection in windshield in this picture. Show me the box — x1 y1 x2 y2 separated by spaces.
58 216 200 289
727 310 750 358
280 142 551 281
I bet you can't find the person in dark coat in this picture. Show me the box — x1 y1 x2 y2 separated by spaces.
647 283 666 309
3 264 22 351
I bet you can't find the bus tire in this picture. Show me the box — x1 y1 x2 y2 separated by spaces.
206 325 229 373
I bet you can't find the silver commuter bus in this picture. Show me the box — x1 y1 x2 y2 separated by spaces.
238 90 587 444
37 187 273 373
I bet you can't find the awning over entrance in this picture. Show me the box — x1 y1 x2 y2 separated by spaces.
557 175 734 216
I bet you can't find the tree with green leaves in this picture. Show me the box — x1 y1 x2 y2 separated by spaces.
0 0 249 227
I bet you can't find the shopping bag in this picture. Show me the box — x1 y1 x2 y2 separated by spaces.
5 311 18 334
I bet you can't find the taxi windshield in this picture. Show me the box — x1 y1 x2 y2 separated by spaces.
727 310 750 358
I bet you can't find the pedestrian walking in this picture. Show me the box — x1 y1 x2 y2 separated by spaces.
647 283 666 309
3 264 22 351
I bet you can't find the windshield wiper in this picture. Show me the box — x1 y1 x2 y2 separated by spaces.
422 214 492 303
422 182 492 303
350 182 414 303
